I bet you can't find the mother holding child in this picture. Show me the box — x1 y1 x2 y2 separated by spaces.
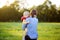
21 9 38 40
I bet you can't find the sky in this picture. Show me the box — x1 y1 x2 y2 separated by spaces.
0 0 15 8
0 0 60 8
23 0 45 8
50 0 60 7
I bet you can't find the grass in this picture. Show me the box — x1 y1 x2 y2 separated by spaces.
0 22 60 40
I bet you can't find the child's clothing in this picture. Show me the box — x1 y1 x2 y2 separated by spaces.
21 16 27 21
21 16 28 29
21 16 28 40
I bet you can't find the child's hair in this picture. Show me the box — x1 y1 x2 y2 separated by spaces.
23 11 30 17
30 10 37 18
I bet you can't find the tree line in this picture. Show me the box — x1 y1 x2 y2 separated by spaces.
0 0 60 22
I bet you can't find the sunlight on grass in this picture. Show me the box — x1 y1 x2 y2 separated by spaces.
0 22 60 40
8 30 23 36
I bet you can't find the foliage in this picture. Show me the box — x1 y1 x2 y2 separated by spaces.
0 0 60 22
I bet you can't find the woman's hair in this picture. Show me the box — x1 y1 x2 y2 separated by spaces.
30 10 37 18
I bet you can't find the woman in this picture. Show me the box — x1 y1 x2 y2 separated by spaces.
22 10 38 40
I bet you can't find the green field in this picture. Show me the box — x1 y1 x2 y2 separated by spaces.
0 22 60 40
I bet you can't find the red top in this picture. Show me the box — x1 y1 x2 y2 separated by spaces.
21 16 27 21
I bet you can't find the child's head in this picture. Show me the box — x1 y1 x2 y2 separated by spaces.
23 11 30 17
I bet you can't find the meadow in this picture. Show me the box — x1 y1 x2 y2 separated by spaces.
0 22 60 40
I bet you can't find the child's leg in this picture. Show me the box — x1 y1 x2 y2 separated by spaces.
25 28 27 34
22 31 25 40
22 28 27 40
22 36 25 40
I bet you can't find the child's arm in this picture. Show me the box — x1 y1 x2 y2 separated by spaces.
22 19 29 24
22 19 28 30
22 20 28 37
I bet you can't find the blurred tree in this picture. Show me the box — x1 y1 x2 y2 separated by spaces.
36 0 60 22
0 0 60 22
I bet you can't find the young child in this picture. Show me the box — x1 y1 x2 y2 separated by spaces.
21 11 30 40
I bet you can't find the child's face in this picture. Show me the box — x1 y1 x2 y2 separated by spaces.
23 15 28 17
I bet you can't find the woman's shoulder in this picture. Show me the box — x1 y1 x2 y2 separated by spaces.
35 18 38 22
27 17 31 19
26 17 30 20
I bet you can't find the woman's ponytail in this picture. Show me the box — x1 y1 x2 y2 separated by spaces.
30 10 37 18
